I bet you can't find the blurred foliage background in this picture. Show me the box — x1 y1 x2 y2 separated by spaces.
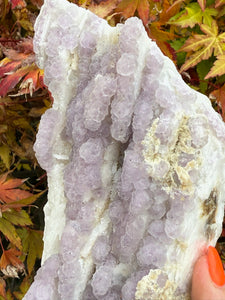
0 0 225 298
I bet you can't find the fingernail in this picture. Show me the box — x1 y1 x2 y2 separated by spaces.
207 246 225 286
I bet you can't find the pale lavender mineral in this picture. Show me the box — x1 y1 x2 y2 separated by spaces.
25 0 225 299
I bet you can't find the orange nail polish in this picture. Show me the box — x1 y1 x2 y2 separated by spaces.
207 246 225 286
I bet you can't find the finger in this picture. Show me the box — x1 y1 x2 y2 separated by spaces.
191 247 225 300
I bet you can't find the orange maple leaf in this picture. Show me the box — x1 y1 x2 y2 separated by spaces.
115 0 150 25
0 248 22 269
0 278 6 298
0 173 32 204
160 0 182 23
0 248 24 278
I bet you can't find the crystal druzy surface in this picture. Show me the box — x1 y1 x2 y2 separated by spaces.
25 0 225 299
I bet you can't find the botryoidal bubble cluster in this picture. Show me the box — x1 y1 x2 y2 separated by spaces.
25 0 225 299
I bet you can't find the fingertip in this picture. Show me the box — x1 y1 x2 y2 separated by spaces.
207 246 225 286
191 251 225 300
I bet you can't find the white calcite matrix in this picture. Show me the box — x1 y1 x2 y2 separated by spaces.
24 0 225 299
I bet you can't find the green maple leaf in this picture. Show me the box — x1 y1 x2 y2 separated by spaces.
3 210 32 227
0 218 21 249
169 2 218 28
0 209 32 250
18 228 43 275
179 21 225 72
0 145 11 169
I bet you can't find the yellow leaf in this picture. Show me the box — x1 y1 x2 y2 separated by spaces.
206 55 225 78
179 21 225 72
169 3 218 28
0 145 11 169
88 0 119 18
13 8 34 32
13 118 32 130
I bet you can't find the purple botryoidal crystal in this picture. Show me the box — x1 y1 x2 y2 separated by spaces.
24 0 225 299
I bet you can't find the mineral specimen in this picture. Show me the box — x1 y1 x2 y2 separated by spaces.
24 0 225 299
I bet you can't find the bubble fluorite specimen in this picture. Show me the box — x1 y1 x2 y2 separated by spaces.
24 0 225 299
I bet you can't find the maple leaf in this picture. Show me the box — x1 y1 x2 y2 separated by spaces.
0 39 45 97
11 0 26 9
0 58 21 78
205 55 225 78
115 0 150 25
169 3 218 28
13 67 44 97
3 210 32 227
160 0 182 23
0 145 11 169
198 0 206 11
0 218 21 249
210 83 225 120
215 0 225 7
88 0 119 18
179 21 225 72
1 192 44 211
13 7 35 33
148 22 176 60
18 228 43 274
0 173 32 204
146 0 180 61
137 0 150 25
0 278 6 299
0 248 24 278
0 65 36 97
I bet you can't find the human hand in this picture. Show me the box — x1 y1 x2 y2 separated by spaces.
192 246 225 300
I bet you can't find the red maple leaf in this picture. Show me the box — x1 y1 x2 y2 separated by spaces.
0 173 32 204
0 38 45 97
